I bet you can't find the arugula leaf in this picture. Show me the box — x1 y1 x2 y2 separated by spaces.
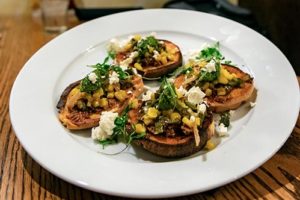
136 36 160 57
197 42 223 61
157 77 178 110
219 111 230 127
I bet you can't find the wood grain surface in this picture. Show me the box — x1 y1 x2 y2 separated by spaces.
0 14 299 200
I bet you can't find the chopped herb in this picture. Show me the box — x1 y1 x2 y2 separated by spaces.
112 66 129 80
198 61 221 82
136 36 160 57
197 42 223 61
80 76 101 93
157 77 178 110
219 111 230 127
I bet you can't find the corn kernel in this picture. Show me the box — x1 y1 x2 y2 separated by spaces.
147 46 154 53
92 100 100 107
130 99 139 109
76 100 85 109
205 140 216 150
217 87 226 96
147 107 159 119
218 74 229 84
170 112 181 122
93 88 104 99
143 115 153 125
175 89 183 99
135 123 146 134
134 63 143 71
161 56 168 65
167 54 174 61
205 88 212 96
182 116 194 128
107 84 114 92
222 68 234 80
115 90 127 102
124 43 132 51
107 92 114 99
99 98 108 108
202 82 210 90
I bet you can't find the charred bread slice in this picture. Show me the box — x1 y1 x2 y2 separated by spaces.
126 78 215 158
57 69 144 130
109 34 182 78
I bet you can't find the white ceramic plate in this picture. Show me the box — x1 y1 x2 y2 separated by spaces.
10 9 299 198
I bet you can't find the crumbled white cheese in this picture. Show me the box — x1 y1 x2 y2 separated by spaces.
190 115 196 122
153 50 160 60
120 51 138 67
91 111 118 141
203 60 216 72
106 38 126 53
142 90 153 101
177 86 187 96
185 86 206 105
127 90 133 94
216 123 228 137
132 68 138 75
88 72 98 84
250 102 256 107
197 103 207 114
109 71 119 84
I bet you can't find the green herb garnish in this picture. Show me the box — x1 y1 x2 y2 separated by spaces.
198 61 221 82
136 36 160 57
219 111 230 127
112 66 129 80
197 42 223 61
157 77 178 110
169 66 193 77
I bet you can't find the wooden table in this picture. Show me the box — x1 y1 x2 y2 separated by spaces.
1 14 299 200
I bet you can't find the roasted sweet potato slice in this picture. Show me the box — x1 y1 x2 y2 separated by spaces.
116 40 182 78
174 64 254 112
57 75 144 130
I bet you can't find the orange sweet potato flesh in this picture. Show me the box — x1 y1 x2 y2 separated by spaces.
57 75 144 130
116 40 182 78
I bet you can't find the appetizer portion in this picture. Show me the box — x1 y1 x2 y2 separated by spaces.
107 33 182 78
57 56 144 130
174 43 254 112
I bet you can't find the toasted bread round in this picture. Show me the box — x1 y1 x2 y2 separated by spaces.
116 40 182 78
206 64 254 112
57 75 144 130
133 114 215 158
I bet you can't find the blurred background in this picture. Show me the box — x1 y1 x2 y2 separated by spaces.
0 0 299 75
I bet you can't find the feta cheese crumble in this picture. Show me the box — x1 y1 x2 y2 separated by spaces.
153 50 160 60
120 51 138 67
250 102 256 107
142 90 153 101
203 60 216 72
109 71 119 84
185 86 206 105
216 123 228 137
177 86 187 96
88 72 98 84
91 111 118 141
197 103 207 114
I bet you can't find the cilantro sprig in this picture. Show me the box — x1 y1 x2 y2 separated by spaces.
135 36 160 57
197 42 223 61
